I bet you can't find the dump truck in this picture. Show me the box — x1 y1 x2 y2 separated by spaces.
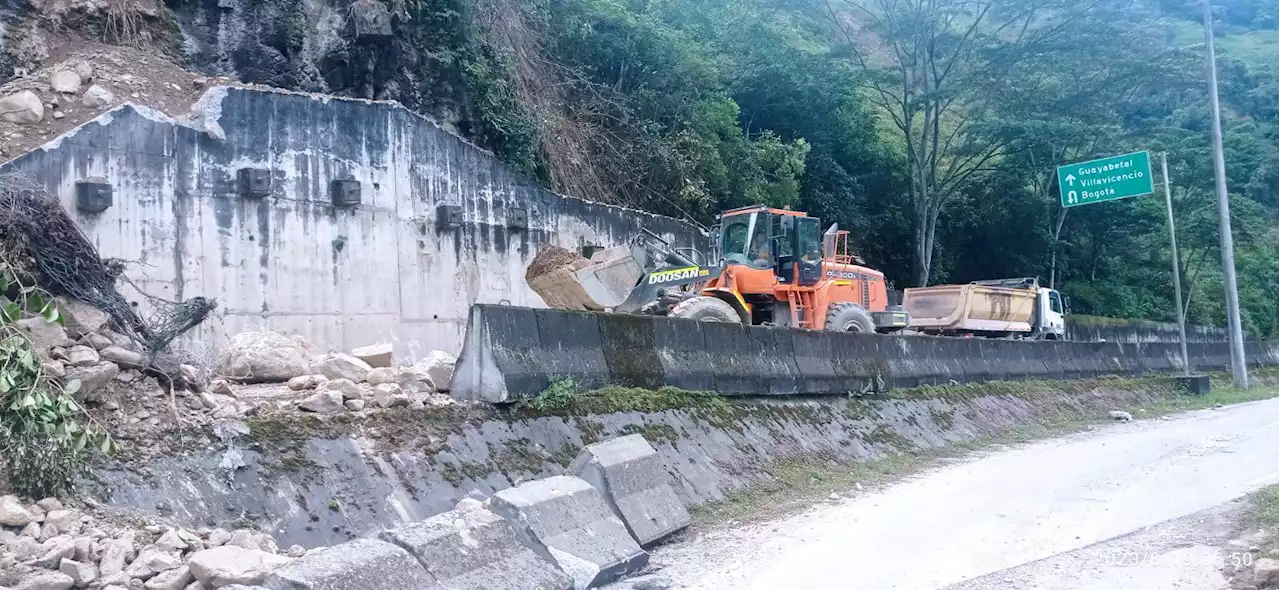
526 205 909 333
901 277 1067 339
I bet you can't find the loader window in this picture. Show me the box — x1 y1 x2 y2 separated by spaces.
719 212 769 268
796 217 821 263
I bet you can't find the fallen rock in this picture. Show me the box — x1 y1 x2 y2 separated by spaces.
1108 410 1133 422
226 530 277 554
490 475 648 589
263 539 431 590
99 346 145 369
205 529 232 548
65 345 100 367
82 332 113 350
322 378 363 401
371 383 402 407
286 375 324 391
0 90 44 124
0 494 35 527
1255 558 1278 588
218 331 313 383
344 399 366 411
42 361 66 378
210 379 236 397
154 530 188 552
97 539 131 576
17 317 73 353
200 392 236 410
12 569 74 590
142 564 191 590
570 434 692 546
187 546 290 588
285 545 305 559
20 522 41 538
385 393 411 409
30 538 75 568
364 367 398 386
65 362 120 399
56 297 110 339
42 509 80 535
124 545 182 578
298 390 344 414
409 350 456 391
81 84 114 108
309 353 373 382
57 557 97 587
49 70 82 93
351 343 393 368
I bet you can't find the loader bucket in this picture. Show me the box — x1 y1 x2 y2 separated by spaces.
527 247 644 310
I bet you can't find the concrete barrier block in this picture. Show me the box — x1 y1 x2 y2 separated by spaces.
452 305 546 403
568 434 691 546
380 507 572 590
263 538 436 590
490 475 648 589
532 309 610 391
598 314 714 391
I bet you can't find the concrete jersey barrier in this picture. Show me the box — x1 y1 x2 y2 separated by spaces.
452 304 1280 403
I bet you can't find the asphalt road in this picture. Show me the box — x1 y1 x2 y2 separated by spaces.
634 398 1279 590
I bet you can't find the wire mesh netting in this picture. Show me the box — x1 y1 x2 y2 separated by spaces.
0 171 216 357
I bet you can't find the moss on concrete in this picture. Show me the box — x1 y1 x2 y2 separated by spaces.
618 423 681 445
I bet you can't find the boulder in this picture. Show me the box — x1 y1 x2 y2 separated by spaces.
11 569 74 590
143 565 192 590
297 391 343 414
125 546 182 578
379 507 572 590
64 362 120 399
371 383 402 407
49 70 82 93
0 90 43 124
308 353 372 382
408 351 456 391
364 367 398 386
321 378 362 401
81 84 114 108
1256 558 1278 588
262 539 432 590
99 346 145 369
65 345 100 367
1108 410 1133 422
188 546 289 588
97 539 131 576
55 297 110 339
351 343 393 368
82 333 113 350
57 558 97 587
343 399 366 411
226 530 278 554
568 434 691 546
490 476 647 589
0 494 35 527
17 318 73 353
286 375 324 391
42 509 80 535
42 361 66 378
218 331 313 383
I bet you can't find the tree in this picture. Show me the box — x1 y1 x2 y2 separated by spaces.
826 0 1177 285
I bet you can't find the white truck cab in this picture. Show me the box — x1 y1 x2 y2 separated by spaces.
1034 287 1068 340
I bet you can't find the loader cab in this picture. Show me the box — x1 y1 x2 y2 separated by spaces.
716 206 823 287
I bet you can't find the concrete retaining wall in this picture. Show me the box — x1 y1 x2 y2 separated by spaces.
453 305 1280 402
1066 315 1233 344
0 87 704 359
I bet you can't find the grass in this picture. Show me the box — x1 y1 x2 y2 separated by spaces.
1243 484 1279 554
511 378 729 417
692 383 1278 525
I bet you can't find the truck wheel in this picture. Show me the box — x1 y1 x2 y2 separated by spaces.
825 302 875 333
669 296 741 323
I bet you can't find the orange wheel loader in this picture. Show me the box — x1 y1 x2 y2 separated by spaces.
528 205 909 333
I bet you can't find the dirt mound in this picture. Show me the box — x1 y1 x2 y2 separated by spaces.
0 37 236 160
525 245 587 282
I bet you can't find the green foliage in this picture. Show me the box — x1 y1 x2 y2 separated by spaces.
515 380 727 416
0 265 115 499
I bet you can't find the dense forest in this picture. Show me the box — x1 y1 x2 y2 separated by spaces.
162 0 1278 338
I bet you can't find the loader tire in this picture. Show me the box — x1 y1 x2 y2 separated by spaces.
825 302 875 333
669 296 741 323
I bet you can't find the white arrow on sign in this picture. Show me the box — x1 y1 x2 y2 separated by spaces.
1068 190 1078 203
1065 173 1077 186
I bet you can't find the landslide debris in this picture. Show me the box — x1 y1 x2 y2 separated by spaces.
525 245 587 283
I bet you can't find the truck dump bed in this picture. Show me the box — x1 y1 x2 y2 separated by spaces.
902 283 1036 334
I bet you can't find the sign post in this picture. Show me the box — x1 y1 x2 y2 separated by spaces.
1057 151 1154 208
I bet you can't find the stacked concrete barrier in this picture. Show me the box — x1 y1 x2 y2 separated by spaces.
490 476 649 589
379 506 573 590
451 304 1280 403
569 434 692 546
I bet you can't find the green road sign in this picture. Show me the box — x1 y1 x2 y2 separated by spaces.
1057 151 1154 208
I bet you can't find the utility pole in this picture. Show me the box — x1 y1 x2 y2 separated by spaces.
1159 153 1190 376
1202 0 1249 388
